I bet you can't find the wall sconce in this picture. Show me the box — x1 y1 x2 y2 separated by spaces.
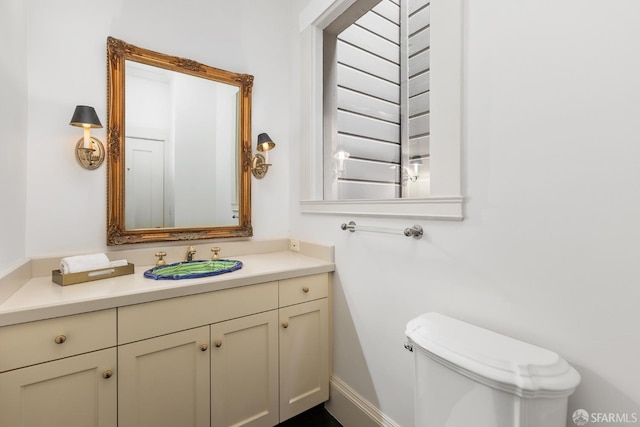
251 133 276 179
394 156 422 184
69 105 105 170
407 156 423 182
333 149 350 176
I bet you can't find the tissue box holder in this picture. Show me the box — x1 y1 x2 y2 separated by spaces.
52 263 135 286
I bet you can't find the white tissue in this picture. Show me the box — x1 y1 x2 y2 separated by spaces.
109 259 129 268
59 253 111 274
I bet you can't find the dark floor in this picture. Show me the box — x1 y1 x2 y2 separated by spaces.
276 405 343 427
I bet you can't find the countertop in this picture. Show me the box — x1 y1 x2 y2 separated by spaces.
0 251 334 327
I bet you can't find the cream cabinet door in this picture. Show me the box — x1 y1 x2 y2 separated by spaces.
118 326 210 427
211 310 279 427
0 348 117 427
279 298 329 422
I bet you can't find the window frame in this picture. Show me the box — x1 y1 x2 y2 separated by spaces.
298 0 464 220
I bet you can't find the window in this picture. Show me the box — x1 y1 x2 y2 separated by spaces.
298 0 463 219
324 0 430 200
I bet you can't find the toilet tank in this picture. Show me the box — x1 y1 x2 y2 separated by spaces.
405 313 581 427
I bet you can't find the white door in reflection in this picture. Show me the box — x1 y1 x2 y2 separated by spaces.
125 137 166 229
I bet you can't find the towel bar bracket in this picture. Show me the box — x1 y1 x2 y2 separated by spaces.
404 225 423 239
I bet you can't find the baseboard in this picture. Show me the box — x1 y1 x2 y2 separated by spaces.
326 376 401 427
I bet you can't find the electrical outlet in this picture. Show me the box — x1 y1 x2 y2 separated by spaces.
289 239 300 252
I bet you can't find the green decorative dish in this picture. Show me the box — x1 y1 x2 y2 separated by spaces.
144 259 242 280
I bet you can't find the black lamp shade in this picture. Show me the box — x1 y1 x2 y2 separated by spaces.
256 133 275 152
70 105 103 128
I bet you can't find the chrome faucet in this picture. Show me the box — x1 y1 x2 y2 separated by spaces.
185 245 196 262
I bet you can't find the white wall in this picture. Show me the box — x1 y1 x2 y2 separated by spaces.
23 0 293 256
0 0 28 272
9 0 640 424
290 0 640 426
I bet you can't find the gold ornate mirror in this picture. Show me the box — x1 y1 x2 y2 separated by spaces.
106 37 253 245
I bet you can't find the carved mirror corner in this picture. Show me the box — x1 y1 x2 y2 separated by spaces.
106 37 253 245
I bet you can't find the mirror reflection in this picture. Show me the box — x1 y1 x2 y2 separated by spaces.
107 37 253 245
124 61 240 229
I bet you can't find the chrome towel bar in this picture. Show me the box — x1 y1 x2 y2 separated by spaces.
340 221 423 239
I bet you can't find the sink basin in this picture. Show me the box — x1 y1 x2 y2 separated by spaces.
143 259 243 280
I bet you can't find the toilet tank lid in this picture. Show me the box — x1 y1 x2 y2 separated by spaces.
405 313 581 397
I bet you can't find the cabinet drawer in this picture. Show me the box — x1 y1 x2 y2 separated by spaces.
0 309 116 372
279 274 328 307
118 282 278 344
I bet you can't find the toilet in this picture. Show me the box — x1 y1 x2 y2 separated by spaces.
405 313 581 427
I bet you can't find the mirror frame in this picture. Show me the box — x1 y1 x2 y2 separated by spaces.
106 37 253 245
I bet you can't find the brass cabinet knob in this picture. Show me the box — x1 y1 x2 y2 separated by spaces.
281 321 289 329
214 339 222 348
302 286 309 293
103 370 113 379
54 335 67 344
200 344 208 352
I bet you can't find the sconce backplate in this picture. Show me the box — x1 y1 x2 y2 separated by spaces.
251 153 269 179
75 137 105 170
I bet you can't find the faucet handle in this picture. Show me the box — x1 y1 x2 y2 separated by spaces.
211 247 221 260
155 251 167 266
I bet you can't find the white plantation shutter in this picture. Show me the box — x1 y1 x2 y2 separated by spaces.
404 0 430 197
329 0 431 200
334 0 402 199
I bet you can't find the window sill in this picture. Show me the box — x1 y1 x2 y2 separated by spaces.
299 197 464 220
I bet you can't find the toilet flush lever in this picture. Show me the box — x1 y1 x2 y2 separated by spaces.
404 342 413 352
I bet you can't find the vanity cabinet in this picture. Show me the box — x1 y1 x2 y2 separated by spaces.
0 349 117 427
0 272 330 427
118 326 211 427
278 275 330 422
211 310 279 427
118 312 281 427
117 281 279 427
0 309 117 427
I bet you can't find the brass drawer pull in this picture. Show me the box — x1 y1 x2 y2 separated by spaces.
54 335 67 344
302 287 309 293
214 340 222 348
200 344 208 352
103 370 113 379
